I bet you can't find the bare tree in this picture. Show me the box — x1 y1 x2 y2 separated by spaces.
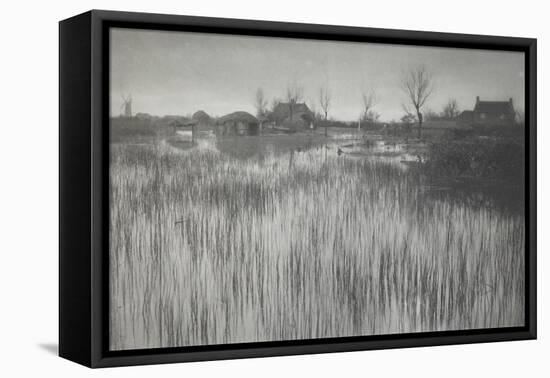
401 103 417 133
308 100 319 121
361 89 378 123
319 85 331 136
423 108 440 122
401 65 434 138
285 81 304 122
254 87 268 118
365 110 380 123
270 98 281 112
442 98 460 120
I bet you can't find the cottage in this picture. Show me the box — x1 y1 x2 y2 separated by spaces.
217 111 260 136
270 102 315 131
135 112 154 121
459 97 516 127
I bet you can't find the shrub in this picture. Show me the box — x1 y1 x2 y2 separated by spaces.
425 137 525 182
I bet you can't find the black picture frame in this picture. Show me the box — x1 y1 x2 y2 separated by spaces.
59 9 537 368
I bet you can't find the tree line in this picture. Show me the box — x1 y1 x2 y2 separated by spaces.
253 64 441 138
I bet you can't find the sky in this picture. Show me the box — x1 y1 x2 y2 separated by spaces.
110 28 525 122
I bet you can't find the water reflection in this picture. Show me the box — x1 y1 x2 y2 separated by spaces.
182 135 525 216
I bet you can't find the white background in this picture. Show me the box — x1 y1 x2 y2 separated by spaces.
0 0 546 376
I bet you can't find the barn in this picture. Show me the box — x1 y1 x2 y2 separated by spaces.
216 111 260 136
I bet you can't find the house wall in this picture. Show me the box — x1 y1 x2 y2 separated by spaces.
236 121 249 136
423 120 461 129
217 121 259 136
473 111 515 126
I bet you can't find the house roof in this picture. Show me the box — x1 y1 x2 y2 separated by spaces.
271 102 314 122
192 110 211 122
474 100 514 115
170 118 197 127
218 111 258 124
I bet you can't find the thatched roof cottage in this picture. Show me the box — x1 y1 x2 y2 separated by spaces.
217 111 260 136
270 102 315 130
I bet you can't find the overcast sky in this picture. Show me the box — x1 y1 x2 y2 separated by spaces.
110 28 525 122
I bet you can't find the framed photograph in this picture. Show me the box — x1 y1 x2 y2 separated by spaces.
59 10 536 368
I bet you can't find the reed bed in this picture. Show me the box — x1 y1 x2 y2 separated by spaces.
109 140 524 350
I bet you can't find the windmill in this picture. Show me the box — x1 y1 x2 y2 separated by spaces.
120 94 132 117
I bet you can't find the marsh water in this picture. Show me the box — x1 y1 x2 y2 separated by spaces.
109 134 525 350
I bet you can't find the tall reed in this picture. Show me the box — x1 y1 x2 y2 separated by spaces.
109 141 524 350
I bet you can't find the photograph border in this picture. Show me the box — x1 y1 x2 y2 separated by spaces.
59 9 536 368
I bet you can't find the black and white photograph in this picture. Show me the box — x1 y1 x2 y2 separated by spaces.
108 27 527 351
1 0 547 375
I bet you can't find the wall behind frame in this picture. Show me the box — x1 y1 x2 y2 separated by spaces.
0 0 546 377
